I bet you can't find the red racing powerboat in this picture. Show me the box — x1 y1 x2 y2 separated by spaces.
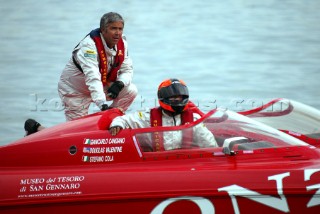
1 103 320 213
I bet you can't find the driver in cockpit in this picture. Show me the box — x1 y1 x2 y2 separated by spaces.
109 78 218 151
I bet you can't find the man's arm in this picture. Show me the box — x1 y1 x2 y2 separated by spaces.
109 110 151 136
74 36 107 109
192 114 218 147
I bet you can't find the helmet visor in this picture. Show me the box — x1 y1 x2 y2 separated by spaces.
158 82 189 100
162 96 189 107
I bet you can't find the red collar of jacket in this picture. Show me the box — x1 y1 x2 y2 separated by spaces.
90 28 125 86
150 107 194 151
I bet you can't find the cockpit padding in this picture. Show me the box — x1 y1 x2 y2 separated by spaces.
237 141 275 150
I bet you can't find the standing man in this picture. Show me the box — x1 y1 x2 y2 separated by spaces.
58 12 137 121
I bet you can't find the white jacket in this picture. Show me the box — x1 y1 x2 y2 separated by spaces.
58 33 133 108
110 109 218 150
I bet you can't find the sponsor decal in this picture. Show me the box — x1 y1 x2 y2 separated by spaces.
83 147 91 153
84 50 97 58
151 196 214 214
82 155 114 163
18 176 85 198
106 146 122 153
83 147 105 154
152 169 320 213
82 138 125 162
82 156 89 162
86 50 95 54
83 138 125 145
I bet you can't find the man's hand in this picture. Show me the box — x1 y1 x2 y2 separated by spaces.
109 126 123 136
107 81 124 99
